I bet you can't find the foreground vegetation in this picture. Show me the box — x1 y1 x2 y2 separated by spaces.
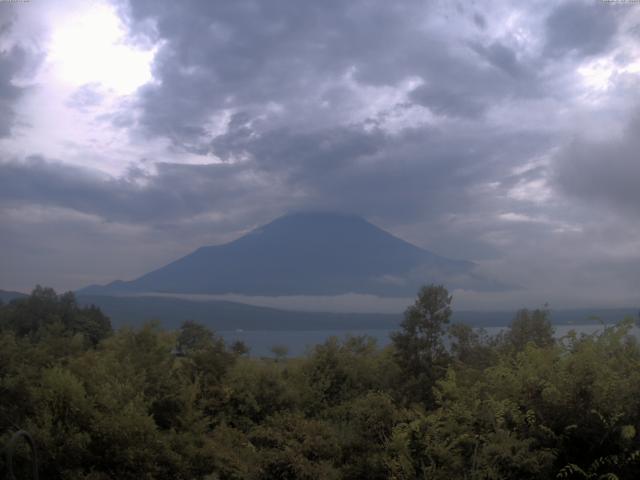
1 286 640 479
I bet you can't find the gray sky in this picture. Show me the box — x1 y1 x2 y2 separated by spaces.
0 0 639 310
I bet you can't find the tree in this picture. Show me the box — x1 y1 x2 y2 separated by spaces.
391 284 452 405
0 287 112 345
249 412 341 479
505 308 554 352
231 340 250 356
72 304 112 346
174 321 235 419
176 320 215 354
448 323 495 369
271 345 289 362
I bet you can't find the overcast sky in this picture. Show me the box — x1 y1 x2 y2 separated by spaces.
0 0 639 310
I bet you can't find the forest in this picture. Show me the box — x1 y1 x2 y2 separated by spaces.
2 285 640 480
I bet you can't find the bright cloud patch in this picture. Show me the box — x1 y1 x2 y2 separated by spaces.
47 2 156 94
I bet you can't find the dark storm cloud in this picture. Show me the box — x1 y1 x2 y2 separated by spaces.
124 0 412 144
544 1 620 58
0 116 552 230
209 118 552 226
119 0 547 148
213 122 385 176
2 0 566 257
408 38 539 119
554 114 640 218
0 156 276 223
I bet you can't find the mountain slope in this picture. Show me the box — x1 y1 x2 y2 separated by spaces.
80 212 480 296
0 289 28 303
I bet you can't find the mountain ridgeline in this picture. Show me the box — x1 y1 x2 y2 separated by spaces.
80 212 486 297
0 289 27 303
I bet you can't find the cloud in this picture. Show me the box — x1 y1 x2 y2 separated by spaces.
409 84 488 119
119 0 549 151
66 83 106 111
0 155 285 223
1 0 638 309
0 115 551 228
554 113 640 218
471 41 530 79
0 43 27 137
544 1 620 58
0 11 47 137
473 12 487 30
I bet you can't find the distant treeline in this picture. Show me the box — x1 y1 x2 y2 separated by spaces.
1 285 640 479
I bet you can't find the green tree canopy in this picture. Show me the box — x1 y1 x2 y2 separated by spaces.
391 284 452 405
505 307 555 351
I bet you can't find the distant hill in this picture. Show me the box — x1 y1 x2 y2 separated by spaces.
0 289 28 303
76 294 638 332
80 212 497 297
77 294 402 331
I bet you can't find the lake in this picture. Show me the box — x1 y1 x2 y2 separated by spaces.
219 323 631 357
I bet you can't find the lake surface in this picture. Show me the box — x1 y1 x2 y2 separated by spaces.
220 323 629 357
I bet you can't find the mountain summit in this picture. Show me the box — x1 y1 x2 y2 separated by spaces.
80 212 482 296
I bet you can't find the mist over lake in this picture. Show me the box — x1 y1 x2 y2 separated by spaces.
221 323 640 357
